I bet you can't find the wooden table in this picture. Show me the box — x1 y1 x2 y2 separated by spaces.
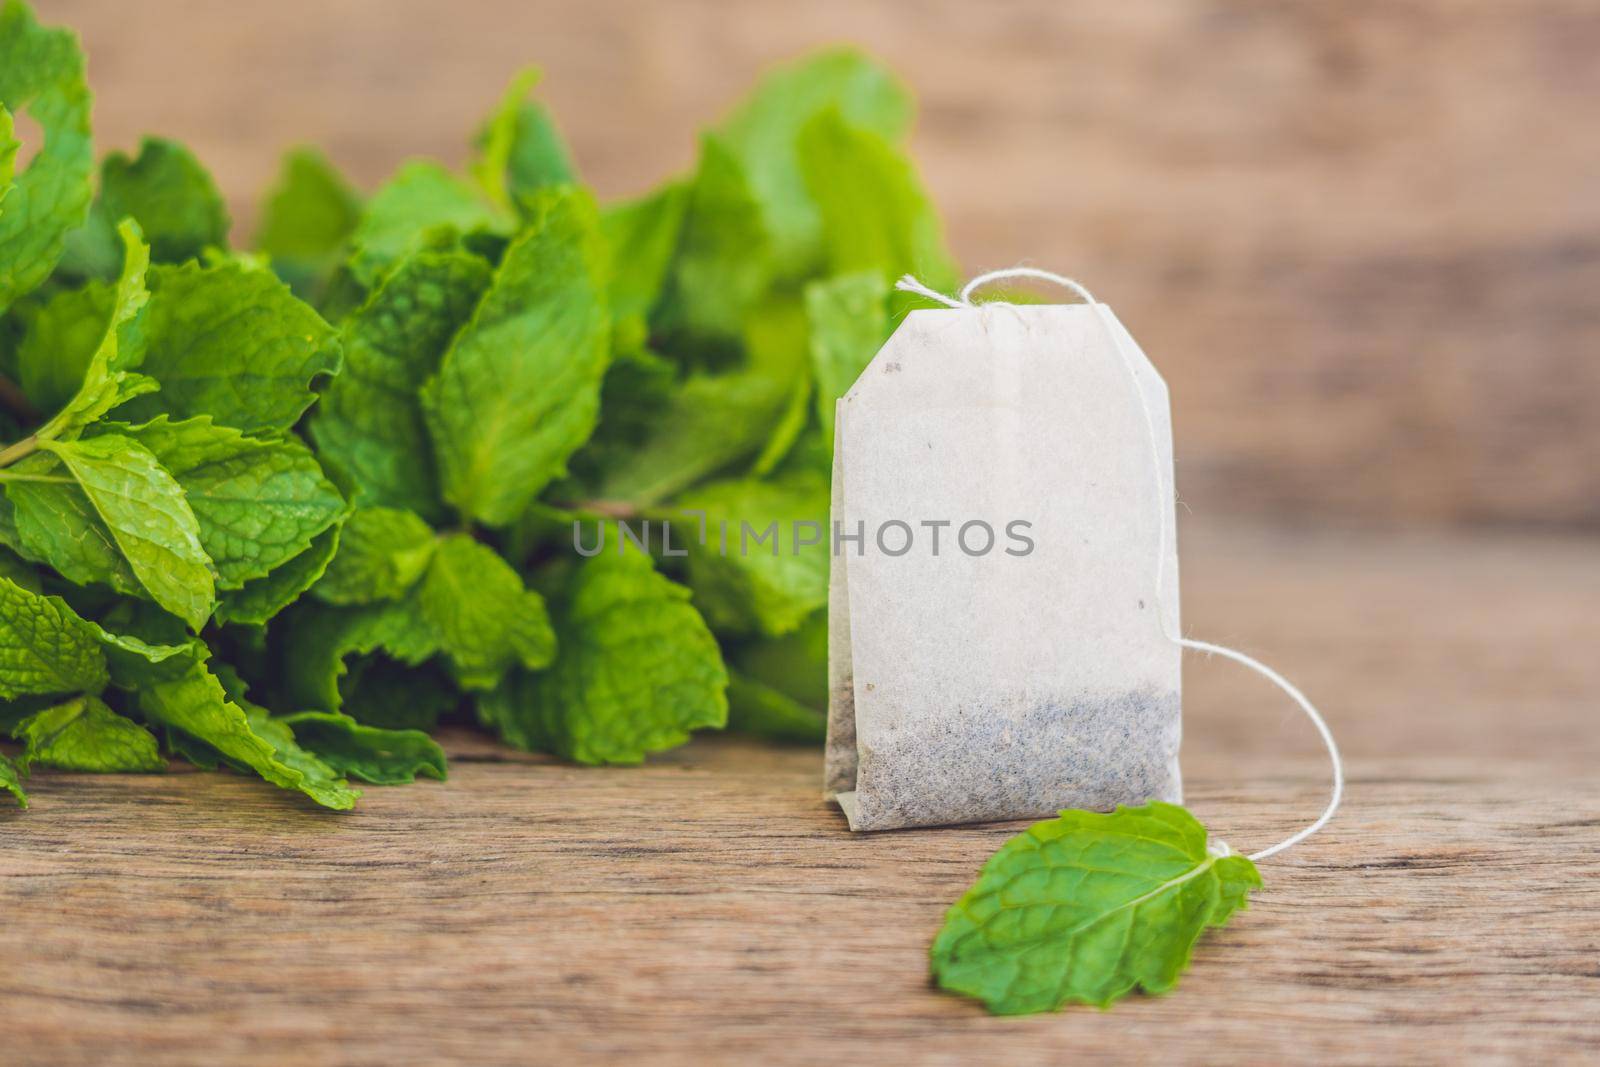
4 520 1598 1064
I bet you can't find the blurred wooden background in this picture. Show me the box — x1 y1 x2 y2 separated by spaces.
39 0 1600 528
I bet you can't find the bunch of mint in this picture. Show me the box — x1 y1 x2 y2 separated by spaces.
0 0 955 809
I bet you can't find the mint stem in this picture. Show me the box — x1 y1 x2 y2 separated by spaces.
0 433 39 469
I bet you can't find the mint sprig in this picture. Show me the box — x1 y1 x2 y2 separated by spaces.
932 802 1262 1013
0 1 956 808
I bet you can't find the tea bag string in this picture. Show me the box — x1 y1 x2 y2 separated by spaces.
895 270 1342 863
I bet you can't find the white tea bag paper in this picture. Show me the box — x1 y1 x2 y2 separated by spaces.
826 301 1182 831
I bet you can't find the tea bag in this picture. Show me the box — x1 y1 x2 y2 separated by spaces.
825 281 1183 831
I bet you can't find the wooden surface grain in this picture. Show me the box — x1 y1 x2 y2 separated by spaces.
35 0 1600 528
3 520 1597 1065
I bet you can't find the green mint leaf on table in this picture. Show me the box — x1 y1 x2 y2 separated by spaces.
673 470 830 638
717 48 910 280
39 434 215 630
214 523 341 627
422 186 610 526
310 246 490 519
0 573 108 699
479 548 727 764
311 506 435 606
0 751 24 807
276 711 446 785
11 694 163 772
114 259 341 433
235 704 360 803
348 160 508 287
0 0 93 312
102 415 346 589
97 137 230 264
136 660 359 810
931 802 1262 1014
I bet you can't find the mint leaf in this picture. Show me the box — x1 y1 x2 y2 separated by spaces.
279 597 440 713
0 0 93 312
594 371 794 507
103 416 345 588
741 293 812 475
257 147 360 260
3 456 144 595
931 802 1262 1014
471 68 575 214
799 108 955 289
117 259 341 433
0 573 107 698
592 298 809 506
312 506 434 606
0 751 24 807
0 103 16 201
33 219 155 442
480 549 727 764
98 137 229 264
255 146 360 295
136 659 359 810
338 657 457 732
600 180 688 325
805 269 890 438
91 616 201 689
236 704 359 802
349 160 506 286
726 670 825 744
277 711 446 785
674 471 829 637
422 186 610 526
726 607 827 741
718 48 909 279
40 434 215 630
284 529 550 700
11 694 163 772
12 276 113 414
656 134 771 344
214 523 340 626
311 246 490 518
416 533 554 690
561 346 677 492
